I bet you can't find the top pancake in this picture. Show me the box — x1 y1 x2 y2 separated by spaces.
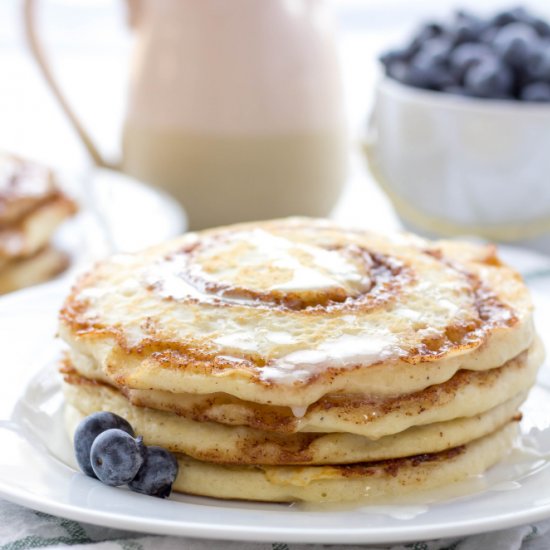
59 218 534 407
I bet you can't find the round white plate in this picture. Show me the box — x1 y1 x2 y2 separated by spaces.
1 280 550 545
54 167 187 280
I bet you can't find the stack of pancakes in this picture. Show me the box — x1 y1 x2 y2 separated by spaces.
0 153 77 293
59 218 542 503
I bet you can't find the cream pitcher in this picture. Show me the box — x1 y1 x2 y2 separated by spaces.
23 0 347 229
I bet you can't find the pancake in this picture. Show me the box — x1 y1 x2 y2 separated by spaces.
0 152 77 293
59 218 540 503
0 246 69 294
59 218 534 409
66 403 519 503
65 339 542 437
0 152 59 227
62 370 526 465
173 423 518 503
0 193 77 261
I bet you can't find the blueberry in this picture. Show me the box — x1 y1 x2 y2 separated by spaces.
419 37 454 65
90 429 144 486
402 60 446 90
401 39 455 90
410 21 445 50
532 18 550 38
497 7 550 37
74 412 134 478
450 10 485 45
401 64 435 88
524 44 550 82
463 57 514 98
493 22 540 67
481 25 500 45
379 6 550 101
384 60 408 82
449 43 494 81
129 446 179 498
491 7 530 28
379 47 414 68
385 58 440 90
520 81 550 101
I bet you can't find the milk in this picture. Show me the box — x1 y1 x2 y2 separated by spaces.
122 0 347 229
122 127 347 229
25 0 347 228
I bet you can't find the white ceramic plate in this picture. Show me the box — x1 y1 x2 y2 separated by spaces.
1 280 550 545
54 167 187 280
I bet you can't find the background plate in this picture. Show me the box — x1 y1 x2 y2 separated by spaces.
54 167 187 282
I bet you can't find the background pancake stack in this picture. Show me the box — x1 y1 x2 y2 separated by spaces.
59 218 542 503
0 153 77 293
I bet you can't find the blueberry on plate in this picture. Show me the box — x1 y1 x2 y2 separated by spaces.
74 412 134 477
520 81 550 101
90 429 145 486
129 446 179 498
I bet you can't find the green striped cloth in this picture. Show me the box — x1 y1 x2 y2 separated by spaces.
1 500 550 550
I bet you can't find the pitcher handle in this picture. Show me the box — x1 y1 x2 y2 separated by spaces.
22 0 118 169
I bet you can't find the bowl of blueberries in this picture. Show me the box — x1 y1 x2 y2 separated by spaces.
365 6 550 252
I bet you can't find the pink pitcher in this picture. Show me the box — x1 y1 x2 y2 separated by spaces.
24 0 347 229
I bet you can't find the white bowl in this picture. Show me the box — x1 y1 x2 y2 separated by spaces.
364 77 550 253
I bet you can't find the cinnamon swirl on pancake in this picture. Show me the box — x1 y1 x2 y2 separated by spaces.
0 153 77 292
59 218 542 502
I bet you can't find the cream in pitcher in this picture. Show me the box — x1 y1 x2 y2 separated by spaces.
24 0 347 229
